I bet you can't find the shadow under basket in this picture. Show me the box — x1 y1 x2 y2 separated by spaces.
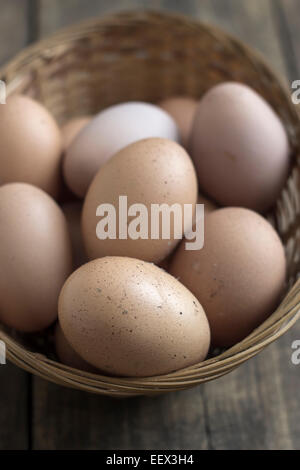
0 10 300 397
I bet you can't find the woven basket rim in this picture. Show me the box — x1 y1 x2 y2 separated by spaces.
0 10 299 395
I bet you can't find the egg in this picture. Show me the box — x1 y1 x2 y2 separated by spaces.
159 96 198 147
54 322 97 372
0 183 72 332
58 257 210 377
169 207 286 347
64 102 179 198
82 138 198 264
61 116 91 151
190 82 290 212
62 202 87 269
0 94 62 198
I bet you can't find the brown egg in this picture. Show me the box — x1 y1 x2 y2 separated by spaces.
64 102 179 198
0 183 73 332
190 83 290 212
0 94 62 198
61 116 91 151
55 322 97 372
62 202 87 269
82 138 198 264
58 257 210 377
169 208 286 347
159 96 198 147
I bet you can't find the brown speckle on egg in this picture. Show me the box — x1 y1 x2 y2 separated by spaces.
58 256 210 377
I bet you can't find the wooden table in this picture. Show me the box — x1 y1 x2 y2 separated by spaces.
0 0 299 451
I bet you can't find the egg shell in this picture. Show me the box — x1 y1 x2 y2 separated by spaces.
190 82 290 212
58 256 210 377
62 202 87 270
61 116 91 151
64 101 179 198
159 96 198 147
82 138 198 264
0 95 62 198
169 207 286 347
55 322 97 372
0 183 73 332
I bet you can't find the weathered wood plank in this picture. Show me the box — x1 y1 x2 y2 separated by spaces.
0 0 29 65
277 325 300 450
32 325 300 451
272 0 300 78
37 0 150 37
0 362 29 449
204 326 300 450
158 0 198 15
0 0 31 451
32 377 209 450
193 0 287 80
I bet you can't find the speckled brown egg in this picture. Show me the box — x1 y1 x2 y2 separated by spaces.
0 94 62 198
82 138 198 264
61 116 91 151
0 183 73 332
190 82 290 212
169 207 286 347
58 257 210 377
55 322 97 372
159 96 198 147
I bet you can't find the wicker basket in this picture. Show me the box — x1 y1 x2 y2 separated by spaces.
0 10 299 397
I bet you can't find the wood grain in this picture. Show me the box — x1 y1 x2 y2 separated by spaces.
272 0 300 78
32 379 209 450
0 0 29 65
37 0 150 37
193 0 287 79
0 0 31 451
204 327 300 450
32 328 300 450
0 363 29 449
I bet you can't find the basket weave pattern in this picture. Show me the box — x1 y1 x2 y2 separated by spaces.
0 11 299 396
